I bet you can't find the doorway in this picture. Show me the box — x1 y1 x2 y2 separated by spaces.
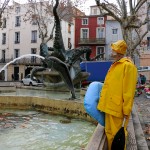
14 66 19 81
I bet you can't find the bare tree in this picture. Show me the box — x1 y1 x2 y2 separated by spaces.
23 0 54 44
23 0 85 45
96 0 148 57
0 0 10 26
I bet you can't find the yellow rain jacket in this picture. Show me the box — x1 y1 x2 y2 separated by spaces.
97 57 137 150
97 57 137 118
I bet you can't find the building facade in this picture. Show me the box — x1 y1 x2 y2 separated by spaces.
137 0 150 66
0 2 75 81
75 14 106 60
105 16 123 60
75 5 123 61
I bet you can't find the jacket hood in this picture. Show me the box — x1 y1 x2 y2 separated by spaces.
111 40 127 54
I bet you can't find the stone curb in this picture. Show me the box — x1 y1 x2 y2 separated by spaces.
132 104 149 150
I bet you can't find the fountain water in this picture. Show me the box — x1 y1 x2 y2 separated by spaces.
0 109 95 150
0 54 45 73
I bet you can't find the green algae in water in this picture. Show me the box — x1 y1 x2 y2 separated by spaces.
0 109 96 150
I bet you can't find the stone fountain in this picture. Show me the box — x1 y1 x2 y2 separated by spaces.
30 0 92 99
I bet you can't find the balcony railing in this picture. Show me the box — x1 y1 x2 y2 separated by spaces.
78 38 105 45
3 25 6 28
2 40 6 44
32 22 37 25
1 58 6 63
15 23 20 27
0 57 43 65
15 40 20 44
31 40 37 43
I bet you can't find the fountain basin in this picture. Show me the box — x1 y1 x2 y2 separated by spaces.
0 95 95 123
0 94 97 149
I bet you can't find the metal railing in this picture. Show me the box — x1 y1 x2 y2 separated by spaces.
31 40 37 43
15 23 20 27
2 40 6 44
78 38 105 45
0 57 43 65
14 41 20 44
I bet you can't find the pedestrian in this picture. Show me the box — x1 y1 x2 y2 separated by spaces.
140 74 146 85
97 40 137 150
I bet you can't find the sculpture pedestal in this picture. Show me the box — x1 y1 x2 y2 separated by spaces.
35 70 90 90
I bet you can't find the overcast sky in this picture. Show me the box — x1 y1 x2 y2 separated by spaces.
7 0 118 15
9 0 97 15
84 0 96 15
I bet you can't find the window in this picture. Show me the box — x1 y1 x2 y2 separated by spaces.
148 3 150 16
15 32 20 44
96 47 105 60
147 37 150 48
148 20 150 31
14 49 20 58
32 19 37 25
15 16 21 26
97 28 105 38
112 29 118 34
2 18 6 28
31 48 37 63
82 18 88 25
68 23 71 33
97 17 104 25
32 14 38 25
93 8 97 15
15 7 20 13
31 30 37 43
2 50 5 63
2 33 6 44
81 28 89 38
112 28 118 41
68 38 72 49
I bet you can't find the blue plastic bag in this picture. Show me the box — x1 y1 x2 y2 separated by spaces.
84 81 105 126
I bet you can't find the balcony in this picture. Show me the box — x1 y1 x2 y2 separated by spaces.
32 22 37 25
15 23 20 27
0 57 43 65
31 40 37 43
3 24 6 28
0 58 6 63
78 38 105 45
15 40 20 44
2 40 6 45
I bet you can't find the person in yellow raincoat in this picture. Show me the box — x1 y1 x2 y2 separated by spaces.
97 40 137 150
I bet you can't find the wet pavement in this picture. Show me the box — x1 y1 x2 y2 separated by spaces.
134 93 150 149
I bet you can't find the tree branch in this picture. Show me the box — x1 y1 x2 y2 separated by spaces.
132 30 148 50
96 1 122 23
122 0 127 18
135 0 147 13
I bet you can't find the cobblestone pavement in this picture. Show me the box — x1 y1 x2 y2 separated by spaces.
134 93 150 148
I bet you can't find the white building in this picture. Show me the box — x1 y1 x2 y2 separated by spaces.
105 16 123 60
0 2 74 81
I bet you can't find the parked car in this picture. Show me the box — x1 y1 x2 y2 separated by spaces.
21 74 43 86
137 66 150 72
